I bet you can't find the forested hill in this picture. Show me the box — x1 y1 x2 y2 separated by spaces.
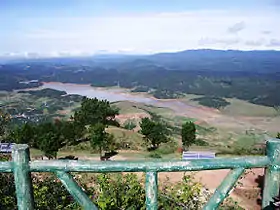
2 49 280 73
146 50 280 73
1 49 280 107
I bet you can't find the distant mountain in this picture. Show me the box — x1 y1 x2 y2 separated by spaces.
143 49 280 73
2 49 280 73
1 49 280 107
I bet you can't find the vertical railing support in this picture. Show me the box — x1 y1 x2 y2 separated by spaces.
262 139 280 209
146 171 158 210
204 167 245 210
12 144 34 210
55 171 98 210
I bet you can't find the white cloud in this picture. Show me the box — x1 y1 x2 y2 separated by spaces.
3 9 280 54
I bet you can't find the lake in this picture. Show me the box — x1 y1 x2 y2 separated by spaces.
40 82 194 112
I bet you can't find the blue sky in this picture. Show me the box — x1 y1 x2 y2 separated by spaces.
1 0 280 56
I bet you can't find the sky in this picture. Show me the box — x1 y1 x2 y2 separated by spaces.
1 0 280 57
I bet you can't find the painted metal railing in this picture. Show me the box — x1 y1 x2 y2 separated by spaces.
0 139 280 210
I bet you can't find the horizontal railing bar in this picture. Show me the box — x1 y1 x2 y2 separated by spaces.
0 162 13 172
29 156 270 172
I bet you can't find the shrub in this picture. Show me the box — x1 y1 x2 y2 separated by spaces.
0 172 244 209
93 173 146 210
157 139 178 155
0 173 82 210
148 151 162 159
194 138 209 146
123 119 137 130
159 174 211 209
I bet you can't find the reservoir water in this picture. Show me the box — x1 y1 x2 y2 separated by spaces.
40 82 194 112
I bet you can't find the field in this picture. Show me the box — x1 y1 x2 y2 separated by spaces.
2 89 278 153
2 89 279 210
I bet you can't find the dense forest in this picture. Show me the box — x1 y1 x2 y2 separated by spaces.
1 49 280 107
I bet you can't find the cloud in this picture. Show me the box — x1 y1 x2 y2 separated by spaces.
1 9 280 54
245 39 266 46
199 38 241 46
262 30 272 35
25 29 80 39
267 39 280 47
227 21 246 34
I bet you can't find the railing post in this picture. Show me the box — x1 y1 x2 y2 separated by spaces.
262 139 280 209
12 144 34 210
146 171 158 210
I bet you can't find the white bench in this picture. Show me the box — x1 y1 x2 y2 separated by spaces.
182 151 215 160
0 143 15 153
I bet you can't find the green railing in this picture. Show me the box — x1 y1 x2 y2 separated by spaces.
1 139 280 210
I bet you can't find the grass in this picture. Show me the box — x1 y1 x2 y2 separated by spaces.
221 98 278 117
112 101 147 114
107 126 144 150
4 90 277 157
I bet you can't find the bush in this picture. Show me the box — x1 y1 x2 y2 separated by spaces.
148 151 162 159
159 174 211 209
157 139 178 155
0 173 83 210
194 138 209 146
191 96 230 109
123 119 137 130
93 173 146 210
0 172 244 209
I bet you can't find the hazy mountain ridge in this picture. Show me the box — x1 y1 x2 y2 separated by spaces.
1 49 280 107
2 49 280 73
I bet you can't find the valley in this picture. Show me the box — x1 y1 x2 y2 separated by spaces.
1 50 280 210
2 81 278 155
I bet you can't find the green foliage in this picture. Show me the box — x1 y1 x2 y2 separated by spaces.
218 197 245 210
8 119 85 158
159 174 210 209
0 173 89 210
140 117 170 150
54 120 85 146
74 97 119 127
123 119 137 130
93 173 146 210
148 151 162 158
8 123 36 145
36 122 64 159
0 109 10 139
89 123 116 158
0 171 244 210
0 173 16 210
277 132 280 139
157 139 178 155
191 96 230 109
181 121 196 150
18 88 67 98
194 138 209 146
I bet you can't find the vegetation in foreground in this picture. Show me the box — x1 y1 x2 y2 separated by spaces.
0 166 244 210
0 94 270 209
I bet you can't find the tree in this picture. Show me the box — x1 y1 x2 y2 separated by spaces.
74 97 119 127
277 133 280 139
54 119 85 146
181 121 196 151
9 123 36 145
0 110 10 141
36 122 63 159
89 123 115 159
123 119 137 130
140 117 170 150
